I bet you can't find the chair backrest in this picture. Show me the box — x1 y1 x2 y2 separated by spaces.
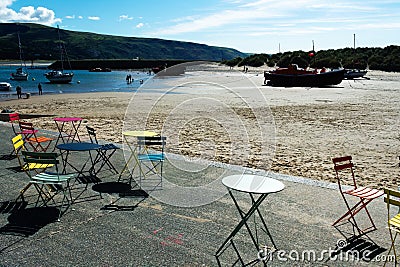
384 188 400 226
137 136 166 147
332 156 357 188
19 121 35 132
384 188 400 207
22 151 59 165
12 134 25 167
9 112 21 134
86 125 98 144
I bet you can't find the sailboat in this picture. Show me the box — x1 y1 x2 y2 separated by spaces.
44 25 74 84
11 32 29 81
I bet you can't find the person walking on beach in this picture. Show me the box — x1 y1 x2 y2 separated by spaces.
16 85 22 99
38 83 43 95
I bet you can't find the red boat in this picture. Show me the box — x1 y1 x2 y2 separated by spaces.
264 64 345 87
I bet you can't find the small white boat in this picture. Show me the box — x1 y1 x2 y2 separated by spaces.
0 82 12 91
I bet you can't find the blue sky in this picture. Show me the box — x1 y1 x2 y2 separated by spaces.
1 0 400 53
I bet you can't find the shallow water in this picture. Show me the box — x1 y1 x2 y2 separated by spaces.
0 64 151 99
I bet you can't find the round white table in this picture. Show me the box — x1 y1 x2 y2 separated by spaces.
216 174 285 266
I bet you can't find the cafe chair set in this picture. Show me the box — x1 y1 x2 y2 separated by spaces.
331 155 400 266
7 113 169 219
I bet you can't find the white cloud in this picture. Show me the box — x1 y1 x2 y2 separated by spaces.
78 16 83 19
0 1 61 25
136 22 144 28
65 15 75 19
119 15 133 21
88 16 100 21
151 0 399 37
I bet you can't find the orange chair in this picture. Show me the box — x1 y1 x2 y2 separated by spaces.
19 121 54 152
332 156 383 236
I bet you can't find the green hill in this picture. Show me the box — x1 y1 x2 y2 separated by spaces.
0 23 246 61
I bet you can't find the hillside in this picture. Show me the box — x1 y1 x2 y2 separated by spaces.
0 23 246 61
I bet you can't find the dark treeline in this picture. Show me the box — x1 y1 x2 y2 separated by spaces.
222 45 400 72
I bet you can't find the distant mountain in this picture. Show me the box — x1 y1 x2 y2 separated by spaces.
0 23 246 61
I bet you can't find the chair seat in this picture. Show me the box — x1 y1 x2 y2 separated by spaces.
344 186 384 199
389 213 400 231
31 172 74 184
27 136 53 143
138 154 164 161
21 129 38 135
23 163 54 170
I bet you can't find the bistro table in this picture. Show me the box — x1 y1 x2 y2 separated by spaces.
215 174 285 266
118 130 158 183
56 142 102 202
53 117 83 147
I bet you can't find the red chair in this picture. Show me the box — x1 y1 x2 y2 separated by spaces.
9 112 21 135
332 156 384 236
19 121 54 152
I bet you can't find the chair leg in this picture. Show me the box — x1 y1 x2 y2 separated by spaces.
384 230 398 267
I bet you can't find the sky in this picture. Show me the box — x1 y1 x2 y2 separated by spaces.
1 0 400 54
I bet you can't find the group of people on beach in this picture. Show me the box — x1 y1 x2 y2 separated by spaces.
15 83 43 99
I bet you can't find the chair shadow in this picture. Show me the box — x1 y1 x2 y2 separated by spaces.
0 201 27 214
328 235 386 263
0 154 17 161
92 181 148 211
0 206 60 237
6 166 24 173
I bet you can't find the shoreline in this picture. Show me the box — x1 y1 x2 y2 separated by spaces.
1 68 400 189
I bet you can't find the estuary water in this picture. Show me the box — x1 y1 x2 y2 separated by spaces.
0 63 151 99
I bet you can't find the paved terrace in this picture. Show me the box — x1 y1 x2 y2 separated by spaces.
0 122 395 266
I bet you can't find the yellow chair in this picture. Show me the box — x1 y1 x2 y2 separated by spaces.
12 134 55 201
12 134 54 171
383 188 400 266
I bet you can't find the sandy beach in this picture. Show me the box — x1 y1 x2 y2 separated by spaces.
2 64 400 189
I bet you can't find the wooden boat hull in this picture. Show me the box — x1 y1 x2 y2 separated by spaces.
264 69 345 87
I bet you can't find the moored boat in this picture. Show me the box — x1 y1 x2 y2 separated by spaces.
0 82 12 91
89 67 111 72
11 67 29 81
344 69 368 79
11 32 29 81
264 64 345 87
44 25 74 84
44 70 74 84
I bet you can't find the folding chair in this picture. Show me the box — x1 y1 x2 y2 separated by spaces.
332 156 384 236
86 125 120 175
12 134 56 201
20 151 75 220
137 136 166 189
12 134 54 172
19 121 54 152
383 188 400 266
9 112 21 135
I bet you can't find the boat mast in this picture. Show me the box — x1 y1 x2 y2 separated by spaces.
57 25 65 72
16 32 28 74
